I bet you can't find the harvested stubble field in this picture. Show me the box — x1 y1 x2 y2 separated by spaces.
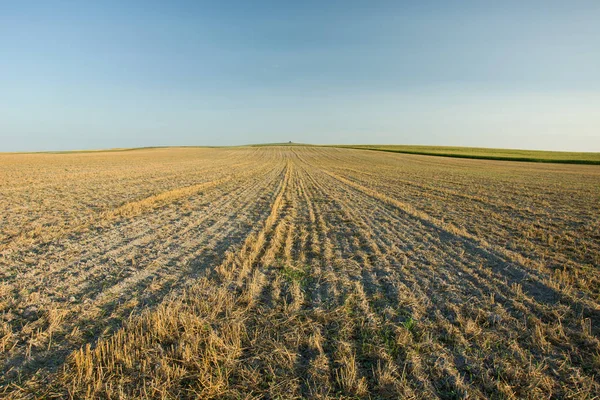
1 146 599 399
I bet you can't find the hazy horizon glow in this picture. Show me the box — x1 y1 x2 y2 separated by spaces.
2 1 599 152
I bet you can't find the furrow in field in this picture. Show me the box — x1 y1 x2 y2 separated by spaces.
40 159 295 398
0 160 255 254
233 159 379 398
310 169 521 397
340 164 599 267
307 162 599 397
53 158 378 398
318 151 600 296
0 162 285 388
1 164 264 289
321 168 600 313
0 152 253 247
291 152 594 397
0 163 276 326
338 162 600 332
331 164 549 219
295 149 406 395
226 157 409 397
297 161 434 397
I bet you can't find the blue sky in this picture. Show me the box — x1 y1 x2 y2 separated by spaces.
1 1 599 151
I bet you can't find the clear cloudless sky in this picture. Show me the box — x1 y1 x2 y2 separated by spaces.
1 0 599 151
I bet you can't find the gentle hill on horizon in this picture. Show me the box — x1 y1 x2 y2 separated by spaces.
3 143 600 165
